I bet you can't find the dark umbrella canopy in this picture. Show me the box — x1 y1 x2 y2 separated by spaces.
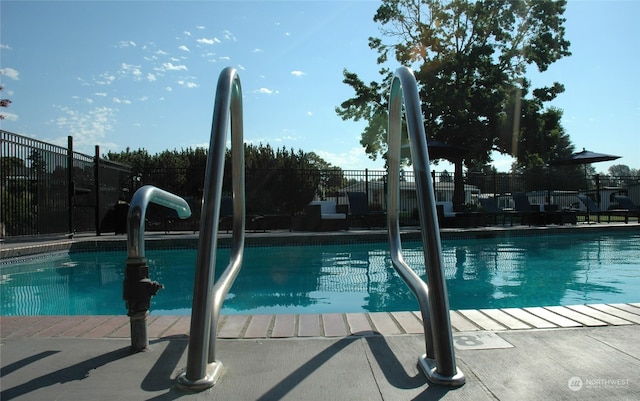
403 140 468 161
551 148 621 166
426 139 468 161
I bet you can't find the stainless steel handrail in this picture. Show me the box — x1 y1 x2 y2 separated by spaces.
387 67 465 386
176 67 245 391
124 185 191 351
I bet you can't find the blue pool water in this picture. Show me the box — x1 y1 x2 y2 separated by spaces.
1 232 639 316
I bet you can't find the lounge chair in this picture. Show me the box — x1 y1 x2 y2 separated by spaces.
478 197 512 225
613 195 639 223
613 195 638 211
292 200 348 231
576 194 632 224
512 193 540 225
346 192 386 229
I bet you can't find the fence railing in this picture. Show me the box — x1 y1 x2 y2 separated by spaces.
1 131 133 238
2 130 639 238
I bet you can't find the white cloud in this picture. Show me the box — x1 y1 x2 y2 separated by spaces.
223 30 236 41
94 92 107 97
306 111 313 116
95 73 116 85
315 147 374 170
112 97 132 104
253 48 263 53
177 80 199 88
162 62 188 71
155 50 169 56
0 44 12 50
146 73 156 82
166 86 173 92
219 56 230 61
291 70 306 77
117 40 136 48
197 37 220 45
184 31 191 36
0 112 18 121
179 45 190 52
197 25 206 30
0 67 19 80
86 98 94 104
253 88 280 95
120 63 143 79
53 106 116 147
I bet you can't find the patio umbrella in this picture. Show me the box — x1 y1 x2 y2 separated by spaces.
551 148 621 166
403 140 469 209
401 139 468 161
551 148 621 208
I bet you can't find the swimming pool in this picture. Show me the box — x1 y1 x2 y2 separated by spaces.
1 231 639 316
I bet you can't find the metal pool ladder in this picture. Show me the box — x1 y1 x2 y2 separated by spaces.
124 185 192 351
387 67 465 386
176 67 246 390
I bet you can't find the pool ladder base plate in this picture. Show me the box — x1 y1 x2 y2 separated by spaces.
418 354 466 387
175 361 223 392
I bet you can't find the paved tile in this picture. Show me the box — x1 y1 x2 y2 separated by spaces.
271 314 296 338
500 308 557 329
369 312 402 335
298 314 322 337
322 313 348 337
244 314 273 338
545 306 607 327
458 310 506 331
523 307 582 328
346 313 374 335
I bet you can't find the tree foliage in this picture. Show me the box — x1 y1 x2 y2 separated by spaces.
105 144 340 215
337 0 573 171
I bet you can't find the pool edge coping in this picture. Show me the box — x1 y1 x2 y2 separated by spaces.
2 303 639 341
2 222 638 260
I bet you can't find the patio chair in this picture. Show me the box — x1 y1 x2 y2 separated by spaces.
292 200 348 231
512 192 541 226
478 197 512 226
613 195 639 223
576 194 632 224
347 192 386 229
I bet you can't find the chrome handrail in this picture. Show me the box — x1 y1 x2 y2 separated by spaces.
177 67 245 391
387 67 465 386
124 185 191 351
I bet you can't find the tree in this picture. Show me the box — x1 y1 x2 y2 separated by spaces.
608 164 632 177
105 144 334 215
337 0 572 170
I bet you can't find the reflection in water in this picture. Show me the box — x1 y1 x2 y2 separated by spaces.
1 233 638 315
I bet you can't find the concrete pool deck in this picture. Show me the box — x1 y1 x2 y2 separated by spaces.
1 223 639 399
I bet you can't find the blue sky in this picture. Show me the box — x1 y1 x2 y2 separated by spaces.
1 1 638 173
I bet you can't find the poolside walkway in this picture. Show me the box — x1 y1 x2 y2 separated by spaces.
2 223 639 399
1 311 639 400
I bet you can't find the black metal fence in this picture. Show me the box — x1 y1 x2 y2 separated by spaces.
1 131 133 238
2 130 638 238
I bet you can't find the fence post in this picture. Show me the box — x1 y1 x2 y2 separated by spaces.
95 145 101 236
67 136 74 238
365 168 369 204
